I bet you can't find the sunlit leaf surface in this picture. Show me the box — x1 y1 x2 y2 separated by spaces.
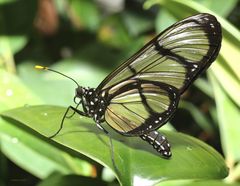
1 105 228 186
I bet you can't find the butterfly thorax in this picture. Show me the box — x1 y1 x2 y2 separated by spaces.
76 87 107 123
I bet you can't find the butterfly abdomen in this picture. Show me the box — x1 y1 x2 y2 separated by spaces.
140 131 171 158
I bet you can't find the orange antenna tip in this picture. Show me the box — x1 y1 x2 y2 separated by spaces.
34 65 80 87
35 65 48 70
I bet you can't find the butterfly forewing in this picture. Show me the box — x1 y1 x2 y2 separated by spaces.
98 13 221 135
97 14 221 93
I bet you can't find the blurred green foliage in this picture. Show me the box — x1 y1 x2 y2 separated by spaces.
0 0 240 186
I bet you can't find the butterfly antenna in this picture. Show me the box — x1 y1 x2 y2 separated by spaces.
35 65 80 87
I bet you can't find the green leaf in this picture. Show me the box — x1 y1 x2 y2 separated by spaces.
38 172 107 186
155 179 240 186
0 69 93 179
0 117 93 179
68 0 100 31
8 36 27 54
0 69 42 112
1 105 228 186
194 78 214 98
194 0 238 17
98 15 132 49
155 9 177 33
0 0 16 5
209 74 240 165
123 10 154 37
210 58 240 107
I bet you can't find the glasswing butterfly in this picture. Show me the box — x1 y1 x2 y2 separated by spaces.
36 13 222 158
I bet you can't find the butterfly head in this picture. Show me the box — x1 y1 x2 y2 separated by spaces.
75 86 95 98
75 86 85 97
74 86 93 103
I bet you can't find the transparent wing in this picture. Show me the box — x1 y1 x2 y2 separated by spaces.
104 80 179 135
100 13 221 135
97 13 221 94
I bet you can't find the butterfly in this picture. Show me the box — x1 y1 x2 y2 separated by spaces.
36 13 222 158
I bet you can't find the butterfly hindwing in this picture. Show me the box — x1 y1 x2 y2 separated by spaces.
104 79 179 135
98 13 221 135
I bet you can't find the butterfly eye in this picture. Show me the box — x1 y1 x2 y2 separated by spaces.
75 86 84 97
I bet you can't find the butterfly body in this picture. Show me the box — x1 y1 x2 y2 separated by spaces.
37 13 222 158
140 131 171 157
75 87 107 123
75 84 173 157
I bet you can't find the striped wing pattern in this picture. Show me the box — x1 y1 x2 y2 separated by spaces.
99 13 221 135
105 80 179 135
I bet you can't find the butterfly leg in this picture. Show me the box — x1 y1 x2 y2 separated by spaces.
49 106 88 138
65 102 81 119
95 123 119 174
140 131 172 158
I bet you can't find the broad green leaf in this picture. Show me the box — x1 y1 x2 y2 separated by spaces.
0 118 93 178
38 172 107 186
210 58 240 107
1 105 228 186
194 0 238 17
0 69 93 179
209 74 240 165
155 179 240 186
